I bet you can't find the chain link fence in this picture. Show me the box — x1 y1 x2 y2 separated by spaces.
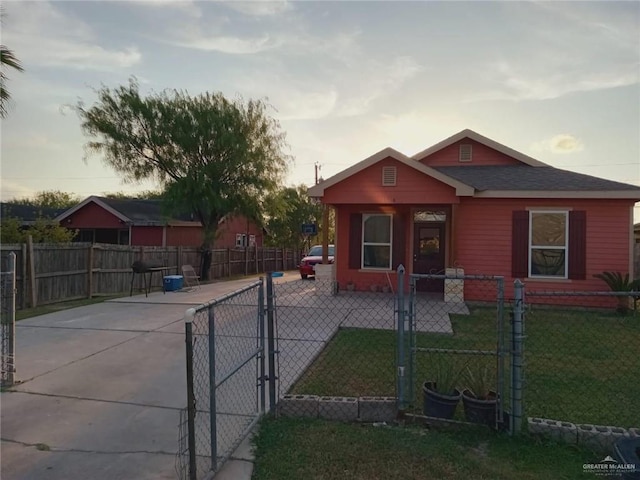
1 252 17 387
177 268 639 473
269 269 516 431
177 280 265 480
271 274 399 421
523 290 640 451
400 272 512 432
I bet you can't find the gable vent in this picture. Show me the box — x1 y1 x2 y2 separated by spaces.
459 144 472 162
382 166 397 186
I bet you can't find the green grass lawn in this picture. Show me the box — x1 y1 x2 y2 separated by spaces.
290 307 640 427
252 416 598 480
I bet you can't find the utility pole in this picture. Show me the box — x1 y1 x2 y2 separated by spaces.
315 162 321 185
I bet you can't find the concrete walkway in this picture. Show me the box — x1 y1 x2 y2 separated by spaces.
0 274 292 480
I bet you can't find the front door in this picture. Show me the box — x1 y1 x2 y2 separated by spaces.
413 223 445 292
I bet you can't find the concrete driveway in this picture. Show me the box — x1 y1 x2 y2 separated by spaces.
0 275 283 480
1 273 461 480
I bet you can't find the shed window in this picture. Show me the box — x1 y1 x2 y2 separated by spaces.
362 214 392 269
382 166 397 186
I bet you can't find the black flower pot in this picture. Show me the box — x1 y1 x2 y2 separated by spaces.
423 382 461 419
462 389 497 427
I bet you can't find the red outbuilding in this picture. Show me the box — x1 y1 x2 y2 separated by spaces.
56 196 264 248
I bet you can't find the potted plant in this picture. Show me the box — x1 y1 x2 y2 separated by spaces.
593 271 640 314
461 364 497 427
423 357 464 419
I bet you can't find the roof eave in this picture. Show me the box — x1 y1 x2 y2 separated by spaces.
55 195 131 223
474 190 640 199
411 129 548 167
307 147 475 199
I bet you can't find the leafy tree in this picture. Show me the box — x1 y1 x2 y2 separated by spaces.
1 9 24 118
264 185 333 250
0 217 22 243
7 190 80 209
0 217 76 244
75 78 290 272
103 190 165 200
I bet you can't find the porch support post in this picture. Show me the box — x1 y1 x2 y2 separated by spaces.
449 204 457 267
322 203 329 264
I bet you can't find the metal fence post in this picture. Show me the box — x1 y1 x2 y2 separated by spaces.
266 272 277 413
258 277 266 413
407 272 415 404
511 279 525 435
7 252 16 386
184 309 197 480
208 305 218 473
496 277 505 430
396 264 406 411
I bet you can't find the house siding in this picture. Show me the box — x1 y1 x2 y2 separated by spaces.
215 216 264 248
131 226 163 246
324 158 459 205
332 197 635 303
63 202 123 229
166 226 203 247
454 197 634 301
419 139 522 167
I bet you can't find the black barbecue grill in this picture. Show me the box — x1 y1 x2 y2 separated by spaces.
130 260 170 297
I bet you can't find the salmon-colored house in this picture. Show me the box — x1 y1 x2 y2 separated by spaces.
56 196 264 248
308 129 640 299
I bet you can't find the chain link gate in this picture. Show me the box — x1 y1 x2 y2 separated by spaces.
177 279 266 480
396 268 514 433
1 252 17 387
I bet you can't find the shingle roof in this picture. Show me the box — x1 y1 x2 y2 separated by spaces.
95 197 196 224
432 165 640 192
1 203 68 224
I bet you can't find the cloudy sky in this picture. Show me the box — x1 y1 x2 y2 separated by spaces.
1 1 639 217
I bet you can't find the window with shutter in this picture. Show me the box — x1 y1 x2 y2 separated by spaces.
362 214 392 269
512 210 586 279
529 211 568 278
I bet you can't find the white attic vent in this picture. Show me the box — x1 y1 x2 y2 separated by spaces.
382 166 397 186
459 144 472 162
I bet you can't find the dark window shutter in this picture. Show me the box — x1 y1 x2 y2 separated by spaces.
512 210 529 278
568 210 586 280
348 213 362 269
392 213 405 269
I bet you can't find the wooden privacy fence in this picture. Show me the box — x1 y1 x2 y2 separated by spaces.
0 242 302 310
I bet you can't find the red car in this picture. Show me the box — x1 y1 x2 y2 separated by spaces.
299 245 335 279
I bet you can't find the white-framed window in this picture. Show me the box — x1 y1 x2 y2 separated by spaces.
249 235 256 247
235 233 244 247
529 211 568 278
362 214 392 269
